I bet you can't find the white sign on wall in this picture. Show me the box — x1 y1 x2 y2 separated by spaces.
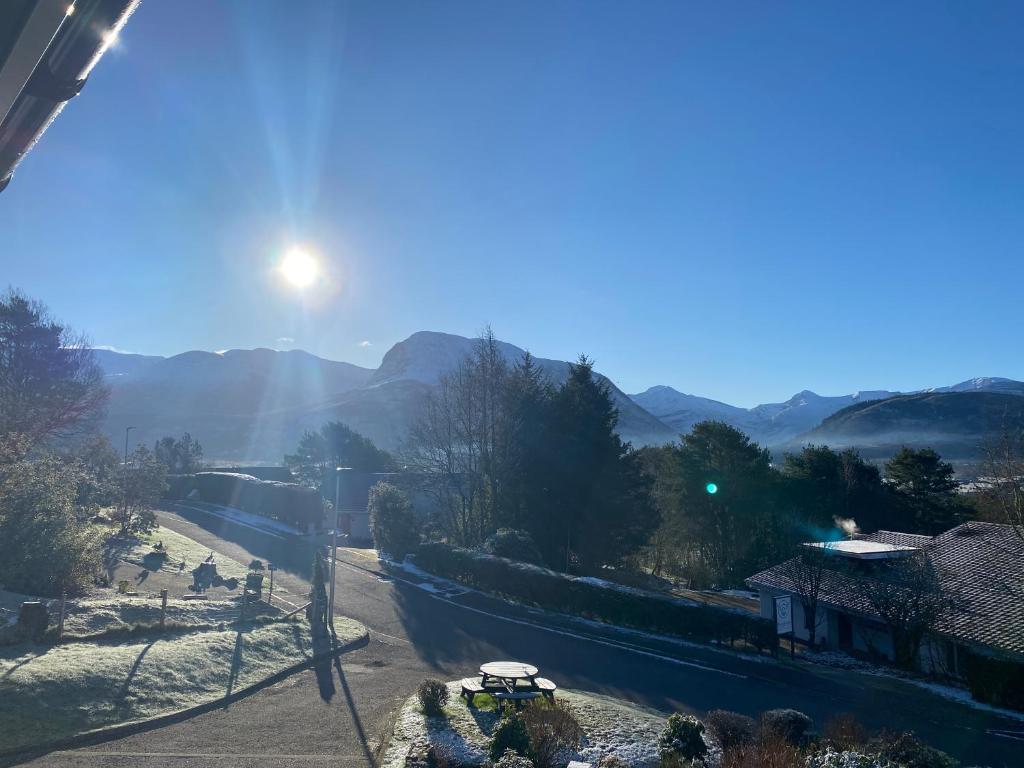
774 595 794 635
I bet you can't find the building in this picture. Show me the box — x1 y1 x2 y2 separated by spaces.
747 522 1024 675
0 0 138 191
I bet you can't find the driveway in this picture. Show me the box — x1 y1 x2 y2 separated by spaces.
8 503 1021 767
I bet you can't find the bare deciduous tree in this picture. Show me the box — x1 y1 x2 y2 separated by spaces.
979 425 1024 541
852 553 953 669
777 542 834 648
404 328 508 545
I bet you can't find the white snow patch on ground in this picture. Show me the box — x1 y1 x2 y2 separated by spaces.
382 682 672 768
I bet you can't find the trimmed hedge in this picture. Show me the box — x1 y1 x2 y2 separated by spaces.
166 472 324 529
413 543 776 651
963 650 1024 711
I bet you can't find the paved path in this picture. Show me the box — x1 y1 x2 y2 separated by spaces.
8 503 1022 767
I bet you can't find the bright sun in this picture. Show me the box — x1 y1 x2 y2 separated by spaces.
279 247 319 288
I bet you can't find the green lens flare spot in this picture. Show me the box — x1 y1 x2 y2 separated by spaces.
706 483 718 495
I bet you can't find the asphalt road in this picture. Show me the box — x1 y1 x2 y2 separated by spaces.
9 504 1023 767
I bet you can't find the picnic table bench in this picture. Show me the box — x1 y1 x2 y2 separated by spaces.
460 661 558 708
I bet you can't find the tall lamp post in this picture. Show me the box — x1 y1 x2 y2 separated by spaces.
327 466 343 633
121 426 135 524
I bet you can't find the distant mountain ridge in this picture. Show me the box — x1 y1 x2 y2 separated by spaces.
630 385 900 445
797 391 1024 459
93 332 675 462
91 334 1024 463
629 378 1024 447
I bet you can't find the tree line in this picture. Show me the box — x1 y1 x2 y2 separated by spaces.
345 330 1018 590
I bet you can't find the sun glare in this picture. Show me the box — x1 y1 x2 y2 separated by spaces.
279 247 319 288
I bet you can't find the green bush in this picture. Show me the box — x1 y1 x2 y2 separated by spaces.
413 543 775 649
870 731 958 768
490 712 531 761
963 651 1024 711
483 529 543 564
175 472 324 529
369 482 420 559
759 708 812 745
659 713 707 762
417 678 449 716
705 709 756 750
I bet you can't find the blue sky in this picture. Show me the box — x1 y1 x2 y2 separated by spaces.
3 1 1023 406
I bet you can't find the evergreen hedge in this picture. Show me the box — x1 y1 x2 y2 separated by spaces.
963 650 1024 710
413 542 776 651
166 472 324 529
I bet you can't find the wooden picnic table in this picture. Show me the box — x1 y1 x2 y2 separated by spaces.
462 661 557 708
479 661 538 689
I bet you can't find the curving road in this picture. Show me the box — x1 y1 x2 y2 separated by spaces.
9 503 1022 768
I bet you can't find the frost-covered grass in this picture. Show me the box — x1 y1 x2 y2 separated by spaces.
60 596 276 637
0 615 365 752
120 525 249 581
382 681 669 768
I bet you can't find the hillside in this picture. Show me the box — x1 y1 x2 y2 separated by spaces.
795 391 1024 459
95 333 676 462
631 385 899 445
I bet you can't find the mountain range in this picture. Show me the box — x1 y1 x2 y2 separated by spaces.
92 332 1024 464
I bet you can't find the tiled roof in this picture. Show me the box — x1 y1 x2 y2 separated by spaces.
747 522 1024 656
864 530 934 548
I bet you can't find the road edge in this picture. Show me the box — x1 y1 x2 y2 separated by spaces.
0 625 370 763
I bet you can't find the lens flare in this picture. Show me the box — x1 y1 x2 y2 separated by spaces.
706 482 718 495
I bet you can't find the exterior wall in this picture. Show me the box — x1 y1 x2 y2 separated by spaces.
757 589 827 646
340 511 371 543
850 618 894 659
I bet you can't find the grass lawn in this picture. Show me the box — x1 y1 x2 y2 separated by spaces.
121 524 250 582
60 596 277 637
0 615 365 753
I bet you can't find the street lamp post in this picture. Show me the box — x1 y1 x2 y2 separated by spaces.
121 426 135 526
327 467 343 633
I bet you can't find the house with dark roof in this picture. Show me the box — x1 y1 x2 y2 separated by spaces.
746 522 1024 675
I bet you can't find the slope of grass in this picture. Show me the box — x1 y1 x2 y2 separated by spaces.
0 616 365 752
120 525 249 581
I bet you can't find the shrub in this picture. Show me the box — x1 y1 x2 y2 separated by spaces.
522 700 583 768
806 747 891 768
490 712 531 761
962 651 1024 711
484 529 543 564
417 678 449 716
720 733 802 768
870 731 958 768
822 713 868 751
706 709 756 750
369 482 420 559
496 749 536 768
759 709 812 745
659 713 708 762
184 472 324 529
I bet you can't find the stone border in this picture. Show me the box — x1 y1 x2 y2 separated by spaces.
0 624 369 762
